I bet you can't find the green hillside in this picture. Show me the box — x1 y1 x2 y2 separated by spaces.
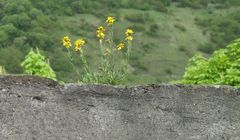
0 0 239 84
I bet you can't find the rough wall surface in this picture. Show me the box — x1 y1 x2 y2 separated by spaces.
0 76 240 140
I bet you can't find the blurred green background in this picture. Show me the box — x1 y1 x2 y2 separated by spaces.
0 0 240 84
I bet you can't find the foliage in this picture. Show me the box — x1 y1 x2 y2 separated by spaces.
175 0 240 8
176 38 240 87
174 23 186 32
0 47 23 73
197 43 215 54
196 9 240 48
21 48 57 81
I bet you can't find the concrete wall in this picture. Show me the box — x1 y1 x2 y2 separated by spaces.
0 75 239 140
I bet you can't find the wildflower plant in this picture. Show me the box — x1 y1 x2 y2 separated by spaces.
62 16 134 85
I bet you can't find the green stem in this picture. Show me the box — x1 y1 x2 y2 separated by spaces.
109 26 114 58
127 41 132 62
80 52 90 74
99 40 104 57
106 25 114 72
99 40 106 68
67 49 81 79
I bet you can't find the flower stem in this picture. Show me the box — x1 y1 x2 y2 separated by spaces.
80 52 90 74
126 41 132 62
67 49 81 80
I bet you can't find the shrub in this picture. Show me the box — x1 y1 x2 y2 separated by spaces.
178 45 192 56
0 47 24 73
150 23 159 33
196 10 240 48
174 24 186 32
178 45 186 52
125 13 153 23
21 48 57 81
197 43 215 54
175 38 240 87
165 68 173 75
129 24 146 32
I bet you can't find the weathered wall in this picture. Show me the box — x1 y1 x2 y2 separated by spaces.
0 75 240 140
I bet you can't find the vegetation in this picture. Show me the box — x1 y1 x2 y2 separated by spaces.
176 38 240 87
61 17 134 85
195 8 240 49
0 0 239 85
21 48 56 81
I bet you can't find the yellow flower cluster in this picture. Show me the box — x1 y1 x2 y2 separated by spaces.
63 16 134 55
116 28 134 51
74 39 86 52
62 36 86 52
62 36 72 48
96 26 105 41
125 29 134 41
106 16 115 26
96 16 115 41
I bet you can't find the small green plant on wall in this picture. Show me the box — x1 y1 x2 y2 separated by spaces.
62 16 134 85
21 48 57 81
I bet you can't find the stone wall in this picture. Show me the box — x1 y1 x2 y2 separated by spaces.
0 75 239 140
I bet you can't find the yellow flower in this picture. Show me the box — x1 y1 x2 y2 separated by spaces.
97 26 105 32
74 39 86 52
96 31 105 40
62 36 72 48
125 29 134 37
125 29 134 41
106 16 115 26
96 26 105 40
125 36 133 41
117 43 125 51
